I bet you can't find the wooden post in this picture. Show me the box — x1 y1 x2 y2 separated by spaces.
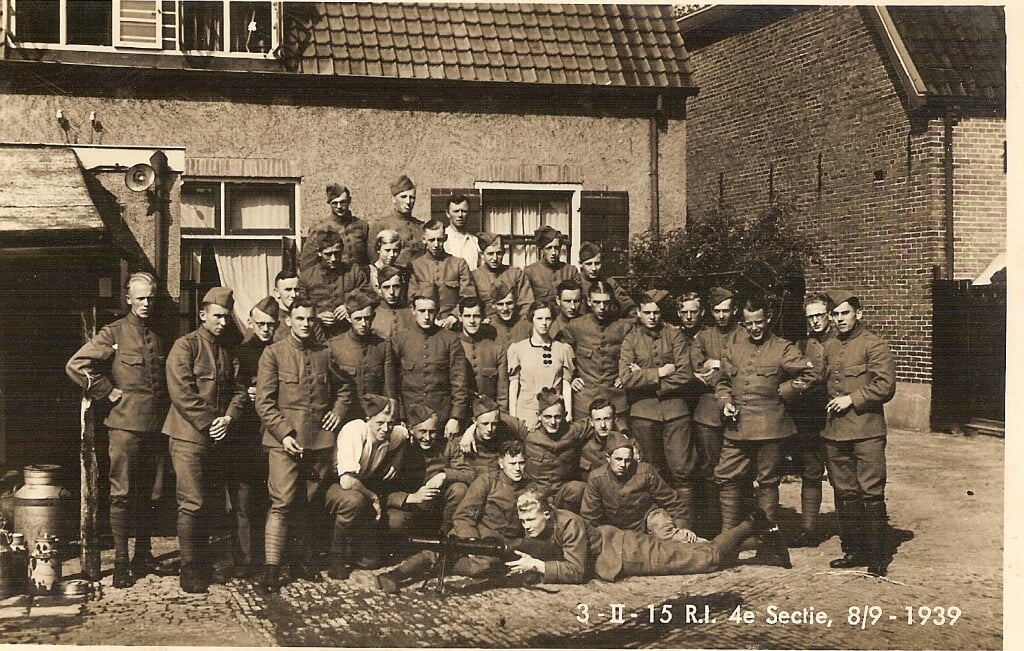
80 397 101 580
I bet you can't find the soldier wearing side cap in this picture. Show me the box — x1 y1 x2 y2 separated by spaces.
473 232 535 322
329 289 397 418
372 264 416 340
225 295 282 578
255 294 351 593
300 183 369 269
488 279 533 350
577 241 636 316
299 228 370 340
821 290 896 576
713 295 818 548
523 225 582 305
369 174 426 266
163 287 247 593
619 289 705 531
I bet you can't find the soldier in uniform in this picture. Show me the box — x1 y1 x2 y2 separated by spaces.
472 232 534 321
523 225 582 305
443 194 479 270
299 229 370 340
329 288 397 418
300 184 369 269
560 280 634 423
271 269 300 342
821 290 896 576
581 432 696 540
372 265 415 340
391 288 472 436
458 297 509 411
368 175 425 266
619 289 703 530
66 271 172 588
409 219 476 328
255 296 349 593
674 291 704 342
787 292 834 547
549 279 583 341
577 241 635 316
163 287 246 593
324 395 409 579
578 398 635 480
691 287 741 534
713 296 818 546
489 280 533 350
227 296 281 578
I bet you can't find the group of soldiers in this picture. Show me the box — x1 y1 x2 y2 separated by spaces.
65 174 897 597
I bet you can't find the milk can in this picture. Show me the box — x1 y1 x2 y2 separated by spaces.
9 533 27 594
14 465 75 554
29 534 61 595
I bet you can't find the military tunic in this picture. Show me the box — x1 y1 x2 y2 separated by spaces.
301 212 370 268
409 252 476 319
491 315 532 350
581 460 689 533
459 328 510 412
298 261 370 338
559 313 633 420
368 210 425 265
472 264 534 320
580 276 636 315
391 323 472 425
450 469 534 541
328 329 397 418
523 260 582 305
372 301 415 341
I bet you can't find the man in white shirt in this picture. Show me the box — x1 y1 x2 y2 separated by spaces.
443 194 479 270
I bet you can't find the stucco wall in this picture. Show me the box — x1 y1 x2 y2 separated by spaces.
0 89 685 259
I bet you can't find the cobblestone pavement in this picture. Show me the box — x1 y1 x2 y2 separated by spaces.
0 428 1003 649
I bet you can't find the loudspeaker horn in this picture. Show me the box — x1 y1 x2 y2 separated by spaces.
125 163 156 192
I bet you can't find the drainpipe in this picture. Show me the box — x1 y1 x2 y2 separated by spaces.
943 107 955 280
649 94 662 241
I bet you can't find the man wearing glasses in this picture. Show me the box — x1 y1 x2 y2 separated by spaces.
299 229 370 340
300 183 369 269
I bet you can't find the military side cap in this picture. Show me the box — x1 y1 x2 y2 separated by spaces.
829 289 858 309
473 394 500 418
536 387 563 412
606 431 634 454
315 228 344 250
534 225 561 247
202 287 234 310
477 232 502 251
709 286 735 308
490 279 513 302
412 283 439 304
345 288 379 314
252 295 280 320
578 241 601 262
377 264 405 285
326 183 348 201
390 174 415 195
362 394 391 419
640 289 670 306
406 403 438 428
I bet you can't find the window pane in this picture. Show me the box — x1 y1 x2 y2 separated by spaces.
229 1 271 53
67 0 113 45
483 191 571 267
181 182 220 232
17 0 60 43
180 1 223 50
226 184 292 233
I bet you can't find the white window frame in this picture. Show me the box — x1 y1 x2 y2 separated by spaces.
180 176 300 240
8 0 281 58
474 182 583 266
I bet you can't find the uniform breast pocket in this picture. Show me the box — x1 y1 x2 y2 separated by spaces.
113 353 146 390
479 367 498 378
842 363 868 387
402 359 416 373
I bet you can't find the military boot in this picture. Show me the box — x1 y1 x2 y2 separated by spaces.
376 550 435 594
110 505 133 588
755 484 780 523
749 508 792 569
830 497 869 568
674 483 696 531
328 523 353 581
863 501 890 576
718 482 746 531
257 564 281 594
178 512 209 593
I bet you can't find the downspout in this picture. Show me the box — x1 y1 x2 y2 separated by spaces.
649 94 662 240
943 107 955 280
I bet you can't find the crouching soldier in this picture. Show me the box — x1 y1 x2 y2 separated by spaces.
255 296 350 593
506 488 790 585
324 395 409 580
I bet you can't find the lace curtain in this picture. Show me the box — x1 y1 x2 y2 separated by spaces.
213 241 283 328
483 194 570 267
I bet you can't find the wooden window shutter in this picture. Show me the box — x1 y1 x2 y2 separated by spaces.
115 0 162 48
430 188 482 234
580 191 630 277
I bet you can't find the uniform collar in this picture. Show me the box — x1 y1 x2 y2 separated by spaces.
197 327 219 343
640 323 664 339
746 331 775 347
287 332 317 349
838 322 864 341
482 263 508 276
126 312 149 328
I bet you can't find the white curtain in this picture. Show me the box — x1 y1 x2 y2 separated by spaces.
483 196 570 267
228 185 292 231
213 242 283 329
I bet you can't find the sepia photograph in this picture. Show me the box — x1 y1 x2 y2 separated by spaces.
0 1 1007 648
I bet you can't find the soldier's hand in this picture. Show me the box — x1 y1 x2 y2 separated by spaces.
506 551 544 574
658 363 677 378
322 411 341 431
722 403 738 418
695 367 716 385
826 395 854 414
459 428 478 454
424 472 445 490
210 416 232 440
247 386 257 402
628 362 642 372
407 486 440 504
673 528 699 544
108 388 123 404
444 418 461 438
438 315 459 330
571 378 585 392
282 435 303 457
370 495 382 521
318 310 336 326
333 305 350 322
613 377 623 389
383 465 397 480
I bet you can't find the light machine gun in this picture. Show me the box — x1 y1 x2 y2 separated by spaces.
407 536 519 595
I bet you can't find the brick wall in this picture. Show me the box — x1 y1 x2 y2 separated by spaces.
953 117 1006 280
686 6 948 385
